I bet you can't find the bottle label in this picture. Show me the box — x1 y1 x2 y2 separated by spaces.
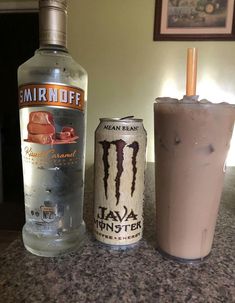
19 83 86 229
19 83 84 111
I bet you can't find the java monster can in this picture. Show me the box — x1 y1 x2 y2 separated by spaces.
94 117 147 247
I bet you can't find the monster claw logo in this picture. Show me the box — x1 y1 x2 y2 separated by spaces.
99 139 139 205
99 140 111 199
128 141 139 196
111 139 126 205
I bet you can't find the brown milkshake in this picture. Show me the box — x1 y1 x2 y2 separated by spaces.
154 97 235 261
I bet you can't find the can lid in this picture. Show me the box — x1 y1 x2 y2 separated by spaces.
100 117 143 122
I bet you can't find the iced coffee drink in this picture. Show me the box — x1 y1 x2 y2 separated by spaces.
154 96 235 262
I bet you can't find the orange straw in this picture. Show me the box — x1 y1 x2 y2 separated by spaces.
186 48 198 96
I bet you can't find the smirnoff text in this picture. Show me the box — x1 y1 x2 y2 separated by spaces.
19 87 81 105
19 84 84 111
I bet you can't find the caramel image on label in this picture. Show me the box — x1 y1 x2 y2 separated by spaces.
24 110 79 145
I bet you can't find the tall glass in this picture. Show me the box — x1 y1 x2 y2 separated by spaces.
154 97 235 263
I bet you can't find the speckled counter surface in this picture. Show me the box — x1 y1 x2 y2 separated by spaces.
0 164 234 303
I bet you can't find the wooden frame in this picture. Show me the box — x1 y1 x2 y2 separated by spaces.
0 1 38 13
154 0 235 41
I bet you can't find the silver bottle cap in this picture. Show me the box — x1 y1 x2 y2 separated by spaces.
39 0 67 48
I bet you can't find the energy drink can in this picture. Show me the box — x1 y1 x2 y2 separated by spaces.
93 117 147 247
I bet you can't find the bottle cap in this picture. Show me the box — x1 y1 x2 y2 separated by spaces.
39 0 67 10
39 0 67 48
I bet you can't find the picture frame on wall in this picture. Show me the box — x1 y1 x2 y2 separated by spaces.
0 1 38 13
154 0 235 41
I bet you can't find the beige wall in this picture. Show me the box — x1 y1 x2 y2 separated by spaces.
68 0 235 166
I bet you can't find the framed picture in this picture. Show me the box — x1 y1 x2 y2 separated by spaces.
154 0 235 40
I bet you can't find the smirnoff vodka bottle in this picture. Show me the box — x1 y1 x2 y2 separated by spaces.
18 0 87 256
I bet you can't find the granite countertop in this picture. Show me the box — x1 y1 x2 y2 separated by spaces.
0 164 234 303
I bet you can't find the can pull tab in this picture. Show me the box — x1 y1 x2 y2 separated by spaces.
120 116 134 120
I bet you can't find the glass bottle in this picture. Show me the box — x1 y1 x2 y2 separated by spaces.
18 0 87 256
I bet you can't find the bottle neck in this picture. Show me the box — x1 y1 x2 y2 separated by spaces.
39 2 67 49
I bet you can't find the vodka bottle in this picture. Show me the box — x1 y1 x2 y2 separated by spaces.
18 0 87 256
